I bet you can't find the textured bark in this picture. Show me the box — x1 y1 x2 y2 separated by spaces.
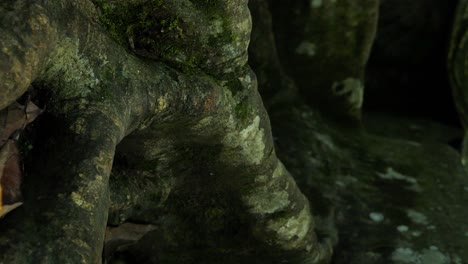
0 0 467 263
449 0 468 164
0 0 332 263
250 1 468 263
270 105 468 264
268 0 379 121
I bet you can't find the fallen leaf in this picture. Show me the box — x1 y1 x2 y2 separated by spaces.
0 99 41 218
0 140 10 174
0 142 10 217
2 141 22 203
0 202 23 217
0 101 42 145
0 140 23 218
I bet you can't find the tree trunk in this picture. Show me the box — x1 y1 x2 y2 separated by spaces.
0 0 467 264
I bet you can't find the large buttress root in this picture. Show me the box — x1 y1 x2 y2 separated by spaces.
0 1 57 109
267 0 378 121
0 0 333 263
0 112 121 263
449 0 468 165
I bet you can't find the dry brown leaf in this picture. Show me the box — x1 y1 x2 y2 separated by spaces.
0 101 42 145
2 141 22 202
0 140 23 218
0 202 23 217
0 142 10 217
0 100 41 218
0 141 10 174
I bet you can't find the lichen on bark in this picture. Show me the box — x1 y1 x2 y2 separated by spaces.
0 0 332 263
1 0 467 263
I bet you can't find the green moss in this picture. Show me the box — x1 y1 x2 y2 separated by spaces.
206 16 237 46
190 0 223 14
42 38 101 106
178 55 202 73
92 0 182 52
92 1 129 46
235 99 251 120
223 77 244 94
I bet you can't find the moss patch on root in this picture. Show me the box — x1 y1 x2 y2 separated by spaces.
92 0 183 56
